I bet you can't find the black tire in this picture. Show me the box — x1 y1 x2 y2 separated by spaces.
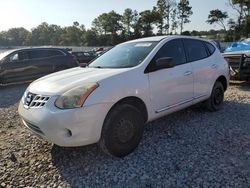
99 104 144 157
204 81 224 111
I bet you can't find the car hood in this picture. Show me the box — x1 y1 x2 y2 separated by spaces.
28 67 128 95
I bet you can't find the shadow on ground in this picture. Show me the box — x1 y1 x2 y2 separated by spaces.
230 80 250 91
0 83 29 108
50 101 250 187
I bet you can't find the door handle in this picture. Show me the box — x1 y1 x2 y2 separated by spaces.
211 64 218 69
184 71 192 76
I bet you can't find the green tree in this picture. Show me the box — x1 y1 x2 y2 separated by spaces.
92 11 122 36
177 0 193 34
154 0 167 34
139 10 159 37
84 29 99 46
131 10 142 39
154 0 176 34
121 8 134 35
170 8 178 34
5 28 30 46
228 0 250 37
60 22 85 46
207 9 228 31
30 22 53 45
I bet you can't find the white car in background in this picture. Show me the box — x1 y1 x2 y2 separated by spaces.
18 36 229 157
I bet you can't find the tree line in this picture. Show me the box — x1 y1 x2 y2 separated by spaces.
0 0 249 47
207 0 250 41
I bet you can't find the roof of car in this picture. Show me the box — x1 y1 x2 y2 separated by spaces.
16 47 68 51
125 35 205 44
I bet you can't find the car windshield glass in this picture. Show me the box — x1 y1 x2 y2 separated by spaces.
0 50 14 61
89 41 158 68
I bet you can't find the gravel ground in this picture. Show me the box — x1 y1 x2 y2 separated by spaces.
0 81 250 188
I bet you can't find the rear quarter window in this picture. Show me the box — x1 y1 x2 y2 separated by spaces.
205 42 216 55
184 39 208 62
49 50 64 57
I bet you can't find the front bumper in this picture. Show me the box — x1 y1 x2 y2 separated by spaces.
18 96 113 147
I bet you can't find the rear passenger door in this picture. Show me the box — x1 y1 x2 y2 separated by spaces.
183 39 216 101
46 50 69 72
26 50 54 78
147 39 194 115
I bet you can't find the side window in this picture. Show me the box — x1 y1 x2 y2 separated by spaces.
205 42 216 55
75 52 83 57
9 51 29 62
154 39 186 66
28 50 50 60
9 53 19 62
84 52 91 56
184 39 208 62
49 50 64 57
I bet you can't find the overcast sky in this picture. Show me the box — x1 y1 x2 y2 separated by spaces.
0 0 236 32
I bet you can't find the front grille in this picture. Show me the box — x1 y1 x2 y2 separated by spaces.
23 92 50 109
22 119 44 135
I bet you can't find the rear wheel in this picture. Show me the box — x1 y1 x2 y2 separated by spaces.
99 104 144 157
204 81 224 111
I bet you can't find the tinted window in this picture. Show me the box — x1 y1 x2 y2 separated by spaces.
9 51 29 62
154 39 186 65
72 52 83 57
205 42 216 55
49 50 64 56
27 50 64 60
28 50 50 59
184 39 208 62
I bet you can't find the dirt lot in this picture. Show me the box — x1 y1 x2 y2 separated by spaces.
0 82 250 187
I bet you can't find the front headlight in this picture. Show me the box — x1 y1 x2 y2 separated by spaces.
55 83 99 109
21 90 28 104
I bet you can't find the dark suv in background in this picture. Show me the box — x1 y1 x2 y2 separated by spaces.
71 51 96 66
0 48 79 85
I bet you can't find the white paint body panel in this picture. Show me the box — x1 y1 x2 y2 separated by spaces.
18 36 229 147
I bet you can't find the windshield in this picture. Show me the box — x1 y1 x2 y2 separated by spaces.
0 50 15 61
89 41 158 68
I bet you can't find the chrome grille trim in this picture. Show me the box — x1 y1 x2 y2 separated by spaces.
23 92 50 109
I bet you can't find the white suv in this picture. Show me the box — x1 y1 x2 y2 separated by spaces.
18 36 229 157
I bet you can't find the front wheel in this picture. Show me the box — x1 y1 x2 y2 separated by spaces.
99 104 144 157
204 81 224 111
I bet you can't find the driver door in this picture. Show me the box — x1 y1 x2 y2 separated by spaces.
147 39 194 115
1 50 33 83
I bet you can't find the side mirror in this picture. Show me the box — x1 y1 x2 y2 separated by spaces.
155 57 175 70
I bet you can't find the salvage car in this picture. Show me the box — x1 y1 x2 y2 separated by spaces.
0 48 79 85
223 39 250 80
18 36 229 157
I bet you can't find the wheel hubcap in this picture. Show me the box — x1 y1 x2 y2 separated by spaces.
116 119 135 143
